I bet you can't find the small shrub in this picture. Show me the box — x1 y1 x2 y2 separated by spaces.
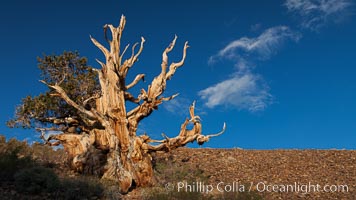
31 142 67 166
14 166 60 194
149 156 213 200
0 135 104 199
101 179 123 200
2 138 32 155
0 147 34 181
55 176 104 200
154 156 209 185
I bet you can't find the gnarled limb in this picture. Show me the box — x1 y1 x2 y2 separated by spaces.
126 74 145 90
148 35 188 98
120 37 145 76
196 122 226 145
139 102 226 152
90 36 110 61
39 127 97 172
40 80 106 124
37 127 63 146
124 92 140 104
127 36 189 131
35 116 79 125
83 93 101 107
166 41 189 80
158 93 179 102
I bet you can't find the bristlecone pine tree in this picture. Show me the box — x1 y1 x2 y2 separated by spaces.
8 15 225 193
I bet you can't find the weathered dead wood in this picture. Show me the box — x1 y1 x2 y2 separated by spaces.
39 15 225 194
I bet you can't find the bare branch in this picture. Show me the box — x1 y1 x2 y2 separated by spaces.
37 128 62 146
107 25 120 66
127 106 140 118
132 37 145 62
108 16 126 53
126 89 149 117
120 37 145 76
108 16 126 66
124 92 140 104
83 93 102 106
136 135 166 151
90 35 110 60
127 36 188 128
166 41 189 80
163 35 178 58
103 24 110 44
196 122 226 145
162 133 171 141
161 35 178 74
150 36 188 98
189 100 196 119
126 74 145 90
159 93 179 102
40 80 107 127
141 102 226 152
206 122 226 138
95 59 107 70
36 116 79 125
144 133 198 152
131 43 138 59
92 68 106 92
58 72 67 85
119 44 130 65
144 35 177 99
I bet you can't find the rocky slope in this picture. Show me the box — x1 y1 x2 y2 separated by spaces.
128 148 355 200
1 137 354 199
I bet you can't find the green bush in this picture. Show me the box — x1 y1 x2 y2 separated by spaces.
56 176 104 200
14 166 60 194
14 166 104 199
0 135 105 199
31 142 67 167
1 138 31 155
100 179 123 200
0 147 34 181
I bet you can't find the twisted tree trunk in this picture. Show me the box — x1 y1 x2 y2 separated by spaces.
40 16 225 193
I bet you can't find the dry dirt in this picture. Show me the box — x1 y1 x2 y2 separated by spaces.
127 148 355 200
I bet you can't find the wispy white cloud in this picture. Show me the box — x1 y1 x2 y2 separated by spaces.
285 0 353 30
199 73 272 112
209 26 301 70
163 97 191 116
201 26 299 111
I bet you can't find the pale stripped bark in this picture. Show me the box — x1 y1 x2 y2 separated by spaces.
39 15 225 193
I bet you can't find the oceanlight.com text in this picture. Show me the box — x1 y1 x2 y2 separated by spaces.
166 181 349 194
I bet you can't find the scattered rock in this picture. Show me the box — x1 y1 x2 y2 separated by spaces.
149 148 356 200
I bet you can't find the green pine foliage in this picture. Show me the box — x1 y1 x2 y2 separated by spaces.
7 51 99 129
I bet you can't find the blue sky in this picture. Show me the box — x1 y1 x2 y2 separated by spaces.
0 0 355 149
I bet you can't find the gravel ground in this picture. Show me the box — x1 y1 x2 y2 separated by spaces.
144 148 355 200
1 147 354 199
